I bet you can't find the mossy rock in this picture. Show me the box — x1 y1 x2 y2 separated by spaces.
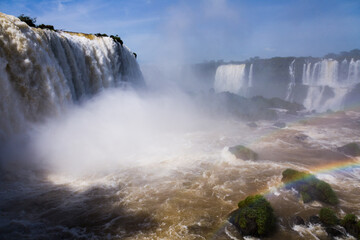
282 169 308 183
337 142 360 157
281 169 338 205
341 214 360 239
319 208 338 226
229 195 276 237
229 145 258 160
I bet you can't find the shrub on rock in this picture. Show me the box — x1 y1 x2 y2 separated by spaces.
319 208 338 226
37 24 55 31
341 214 360 238
95 33 108 37
229 195 276 237
281 169 338 205
229 145 258 160
110 35 123 45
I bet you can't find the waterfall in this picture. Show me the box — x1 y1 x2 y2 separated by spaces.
0 13 144 138
302 59 360 111
285 59 296 102
248 63 253 88
214 64 247 95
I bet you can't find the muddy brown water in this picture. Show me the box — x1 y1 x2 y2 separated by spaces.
1 110 360 240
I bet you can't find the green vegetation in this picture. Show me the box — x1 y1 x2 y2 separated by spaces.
37 24 55 31
110 34 123 45
17 14 127 47
319 208 338 226
282 168 308 182
95 33 108 37
324 49 360 61
281 169 338 205
341 214 357 226
18 14 55 31
18 14 36 27
230 195 276 236
340 214 360 239
229 145 258 160
315 209 360 239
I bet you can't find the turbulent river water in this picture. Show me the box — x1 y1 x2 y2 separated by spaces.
1 90 359 240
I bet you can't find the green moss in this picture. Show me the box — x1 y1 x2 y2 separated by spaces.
232 195 276 236
300 191 311 203
229 145 258 160
282 169 308 183
281 169 338 205
319 208 338 226
341 214 357 226
315 180 339 205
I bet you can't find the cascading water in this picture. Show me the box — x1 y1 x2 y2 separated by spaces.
302 59 360 111
214 64 247 95
0 13 144 138
213 64 256 97
285 59 296 102
248 63 253 88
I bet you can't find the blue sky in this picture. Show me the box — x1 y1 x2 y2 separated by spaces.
1 0 360 63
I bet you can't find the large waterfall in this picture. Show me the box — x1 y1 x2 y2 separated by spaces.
214 64 249 96
0 13 144 138
213 57 360 112
302 59 360 111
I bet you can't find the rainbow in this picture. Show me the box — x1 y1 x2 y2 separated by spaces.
209 158 360 238
210 106 360 237
261 158 360 197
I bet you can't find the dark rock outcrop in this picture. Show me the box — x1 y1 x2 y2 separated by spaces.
337 142 360 157
229 145 258 160
291 216 305 226
294 134 308 142
273 122 286 128
229 195 276 237
309 215 321 225
281 169 339 205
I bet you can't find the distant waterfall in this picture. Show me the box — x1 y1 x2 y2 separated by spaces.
248 64 253 88
302 59 360 111
0 13 144 137
285 59 296 102
214 64 247 95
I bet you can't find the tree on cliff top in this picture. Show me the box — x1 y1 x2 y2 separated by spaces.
18 14 36 27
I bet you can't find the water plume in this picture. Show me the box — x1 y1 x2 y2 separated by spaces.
30 89 213 178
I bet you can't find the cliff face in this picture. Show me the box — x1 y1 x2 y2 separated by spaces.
0 13 144 137
192 53 360 112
